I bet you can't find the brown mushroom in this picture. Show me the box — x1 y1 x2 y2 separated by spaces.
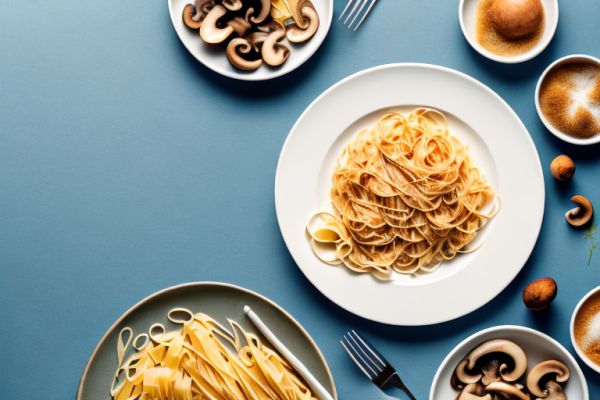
485 382 531 400
286 0 314 29
222 0 242 11
286 5 319 42
227 16 252 37
565 195 593 226
200 5 234 43
226 38 263 70
182 0 215 29
455 340 528 384
550 156 575 181
250 0 271 24
522 278 557 311
261 29 290 66
526 360 570 398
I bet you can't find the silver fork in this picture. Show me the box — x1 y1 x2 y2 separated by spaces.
339 0 378 31
341 330 417 400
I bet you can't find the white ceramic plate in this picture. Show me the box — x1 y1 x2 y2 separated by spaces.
77 282 337 400
275 64 544 326
430 325 589 400
168 0 333 81
459 0 558 63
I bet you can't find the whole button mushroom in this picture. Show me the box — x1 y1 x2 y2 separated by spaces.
550 156 575 181
522 278 557 311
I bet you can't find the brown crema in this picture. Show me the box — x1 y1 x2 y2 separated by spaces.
539 63 600 138
574 292 600 366
475 0 545 57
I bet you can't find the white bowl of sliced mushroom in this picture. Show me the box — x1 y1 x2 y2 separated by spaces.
430 326 588 400
168 0 333 80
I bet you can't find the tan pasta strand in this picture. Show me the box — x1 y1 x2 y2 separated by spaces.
307 109 499 280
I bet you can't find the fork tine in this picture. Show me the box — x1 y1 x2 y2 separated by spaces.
353 0 377 30
340 340 374 380
348 331 383 372
351 330 388 367
342 335 378 378
339 0 354 20
344 0 361 24
348 0 368 28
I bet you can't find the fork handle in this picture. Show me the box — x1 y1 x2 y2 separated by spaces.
391 374 416 400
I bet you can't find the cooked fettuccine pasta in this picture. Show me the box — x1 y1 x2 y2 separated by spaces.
111 309 317 400
307 108 499 280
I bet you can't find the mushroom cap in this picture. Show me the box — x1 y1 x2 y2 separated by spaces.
566 195 593 226
222 0 243 11
286 5 319 43
227 38 263 70
485 382 531 400
457 340 528 383
183 0 215 29
200 5 234 44
261 29 290 66
526 360 570 398
550 155 575 181
251 0 271 24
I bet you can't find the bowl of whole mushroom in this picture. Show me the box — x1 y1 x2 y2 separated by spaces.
430 326 588 400
168 0 333 80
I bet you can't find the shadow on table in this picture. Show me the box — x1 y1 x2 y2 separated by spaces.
170 23 335 100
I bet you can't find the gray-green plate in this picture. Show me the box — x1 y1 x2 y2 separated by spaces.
77 282 337 400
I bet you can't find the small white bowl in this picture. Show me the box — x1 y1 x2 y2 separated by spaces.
570 286 600 373
459 0 559 63
168 0 333 81
430 325 589 400
535 54 600 145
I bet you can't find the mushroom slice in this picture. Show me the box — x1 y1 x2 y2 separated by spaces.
485 382 531 400
456 340 528 384
250 0 271 24
286 5 319 42
257 21 282 33
222 0 243 11
182 0 215 29
227 38 263 70
526 360 570 398
455 384 492 400
261 29 290 66
481 359 501 386
565 195 593 226
227 17 252 37
200 5 234 43
245 32 269 51
542 380 567 400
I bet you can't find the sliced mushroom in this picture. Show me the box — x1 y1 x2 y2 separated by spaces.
455 340 528 384
261 29 290 66
200 5 234 43
222 0 242 11
542 380 567 400
565 195 593 226
227 38 263 70
287 0 314 29
526 361 570 398
245 7 254 22
485 382 531 400
456 383 492 400
244 31 269 51
257 21 282 33
250 0 271 24
227 16 252 37
452 369 465 390
182 0 215 29
481 359 501 386
286 5 319 42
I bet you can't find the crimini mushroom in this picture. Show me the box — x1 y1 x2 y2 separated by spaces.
485 382 531 400
550 156 575 181
183 0 215 29
455 340 528 384
200 5 234 43
226 38 263 70
262 28 290 66
526 360 570 399
565 195 593 226
286 5 319 42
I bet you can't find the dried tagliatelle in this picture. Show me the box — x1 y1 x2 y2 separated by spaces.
307 108 499 280
111 308 317 400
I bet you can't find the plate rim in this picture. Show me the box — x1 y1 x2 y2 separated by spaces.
76 281 337 400
428 325 589 400
274 63 545 326
167 0 334 81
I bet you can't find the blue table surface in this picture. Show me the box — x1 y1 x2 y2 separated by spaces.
2 0 600 398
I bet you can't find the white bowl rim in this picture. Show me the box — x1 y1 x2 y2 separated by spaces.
429 325 589 400
458 0 559 64
534 54 600 145
570 286 600 374
167 0 334 81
